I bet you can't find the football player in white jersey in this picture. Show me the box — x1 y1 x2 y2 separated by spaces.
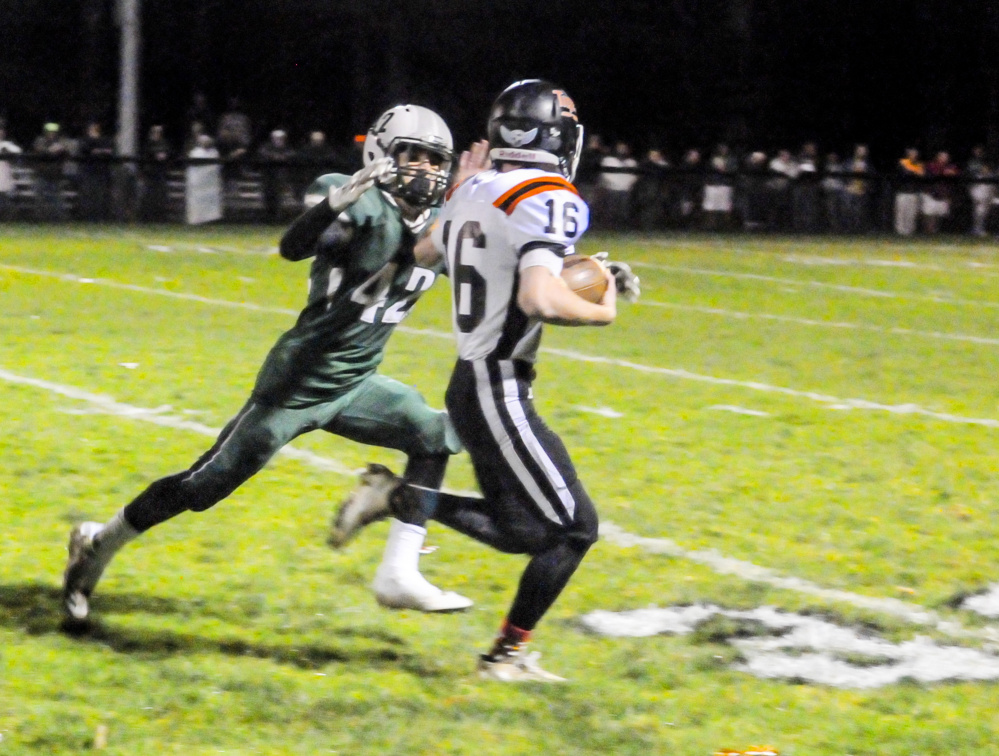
333 80 639 681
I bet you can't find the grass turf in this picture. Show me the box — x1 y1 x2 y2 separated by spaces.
2 225 999 754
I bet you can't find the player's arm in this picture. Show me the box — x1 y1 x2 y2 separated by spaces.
279 201 349 261
517 262 616 326
279 159 393 261
413 225 444 267
508 186 611 324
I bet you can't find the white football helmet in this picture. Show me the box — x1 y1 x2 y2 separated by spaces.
363 105 454 207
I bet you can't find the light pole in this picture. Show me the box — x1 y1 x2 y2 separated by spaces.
116 0 141 158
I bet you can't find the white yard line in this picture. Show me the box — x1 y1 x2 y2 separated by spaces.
598 523 999 644
11 262 999 349
0 264 301 317
708 404 770 416
539 345 999 428
778 252 999 276
0 367 353 476
23 227 280 256
5 263 999 429
633 261 999 308
640 299 999 346
1 364 995 644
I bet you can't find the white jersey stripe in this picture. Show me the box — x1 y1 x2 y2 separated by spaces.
497 361 577 519
473 360 562 524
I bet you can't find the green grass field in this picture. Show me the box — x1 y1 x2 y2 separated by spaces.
2 225 999 754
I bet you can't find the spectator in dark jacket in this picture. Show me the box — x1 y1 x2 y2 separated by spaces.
256 128 296 221
633 148 670 231
675 148 703 228
31 122 71 221
76 121 114 221
843 144 872 233
921 150 958 234
140 124 173 221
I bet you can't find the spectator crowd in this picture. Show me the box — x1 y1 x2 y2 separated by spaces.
0 94 353 224
2 95 999 235
578 136 999 237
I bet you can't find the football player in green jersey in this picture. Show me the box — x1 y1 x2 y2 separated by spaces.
63 105 486 622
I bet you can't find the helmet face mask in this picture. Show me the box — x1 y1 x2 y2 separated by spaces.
385 139 452 207
487 79 584 181
363 105 454 207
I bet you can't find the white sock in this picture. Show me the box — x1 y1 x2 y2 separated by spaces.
92 510 139 560
379 519 426 576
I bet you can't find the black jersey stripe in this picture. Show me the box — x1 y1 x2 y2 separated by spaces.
482 360 575 524
493 360 576 522
492 267 529 360
493 178 580 215
470 360 561 524
481 360 568 524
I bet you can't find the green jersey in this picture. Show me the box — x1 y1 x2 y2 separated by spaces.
253 174 444 408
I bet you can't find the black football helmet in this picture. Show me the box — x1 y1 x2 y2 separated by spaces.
487 79 584 181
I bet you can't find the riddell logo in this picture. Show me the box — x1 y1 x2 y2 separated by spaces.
495 148 540 160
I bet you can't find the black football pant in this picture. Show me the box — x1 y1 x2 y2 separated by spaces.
432 359 599 631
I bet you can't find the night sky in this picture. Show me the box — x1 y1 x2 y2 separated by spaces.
3 0 998 166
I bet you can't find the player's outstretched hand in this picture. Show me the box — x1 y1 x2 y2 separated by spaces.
593 251 641 302
456 139 492 184
328 157 395 212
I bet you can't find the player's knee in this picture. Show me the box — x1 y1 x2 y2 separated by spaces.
565 483 599 549
406 411 462 457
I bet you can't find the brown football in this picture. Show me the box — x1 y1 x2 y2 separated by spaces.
560 255 608 304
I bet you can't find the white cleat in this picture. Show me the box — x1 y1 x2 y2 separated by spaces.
477 648 567 683
372 567 474 613
63 521 106 622
328 464 400 548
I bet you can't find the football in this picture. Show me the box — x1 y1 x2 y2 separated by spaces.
560 255 608 304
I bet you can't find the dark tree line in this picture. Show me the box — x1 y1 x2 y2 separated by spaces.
2 0 998 161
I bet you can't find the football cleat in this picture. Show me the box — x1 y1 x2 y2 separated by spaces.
477 645 566 683
328 464 400 548
62 521 106 622
372 566 473 612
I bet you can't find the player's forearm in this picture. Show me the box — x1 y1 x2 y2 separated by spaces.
413 234 443 267
279 201 337 260
517 268 616 326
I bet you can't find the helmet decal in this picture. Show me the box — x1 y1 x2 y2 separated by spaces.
370 111 396 156
553 90 578 122
499 125 539 147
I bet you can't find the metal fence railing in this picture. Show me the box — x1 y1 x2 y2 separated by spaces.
2 155 999 236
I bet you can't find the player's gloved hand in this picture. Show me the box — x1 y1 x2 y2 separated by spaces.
593 251 641 302
328 158 395 212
